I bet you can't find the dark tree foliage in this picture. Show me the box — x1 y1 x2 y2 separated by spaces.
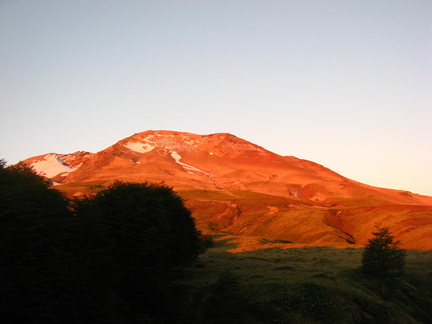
71 181 201 322
0 162 76 323
1 163 201 323
361 224 406 279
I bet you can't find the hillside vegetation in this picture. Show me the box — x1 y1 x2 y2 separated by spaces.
178 236 432 323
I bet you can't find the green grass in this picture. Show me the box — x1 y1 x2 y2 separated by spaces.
180 237 432 323
187 240 364 285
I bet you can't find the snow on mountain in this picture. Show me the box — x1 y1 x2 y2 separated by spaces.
30 154 75 178
23 151 93 180
170 151 213 177
123 141 155 153
121 131 268 157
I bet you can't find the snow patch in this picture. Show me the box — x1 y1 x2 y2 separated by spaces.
31 154 75 178
170 151 213 177
124 141 155 153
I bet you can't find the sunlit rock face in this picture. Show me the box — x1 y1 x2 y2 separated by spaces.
22 130 432 251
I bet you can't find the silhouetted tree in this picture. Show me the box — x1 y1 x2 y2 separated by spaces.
1 163 201 323
0 162 76 323
361 224 406 279
72 181 201 322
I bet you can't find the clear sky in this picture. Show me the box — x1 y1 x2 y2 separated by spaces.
1 1 431 196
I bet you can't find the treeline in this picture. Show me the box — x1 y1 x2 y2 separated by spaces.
0 161 201 323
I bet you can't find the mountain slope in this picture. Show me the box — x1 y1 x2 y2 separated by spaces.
22 130 432 250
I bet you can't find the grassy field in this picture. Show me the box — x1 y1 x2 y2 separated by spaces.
179 235 432 323
189 239 364 284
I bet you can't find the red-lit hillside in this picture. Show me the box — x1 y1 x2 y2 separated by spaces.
23 130 432 251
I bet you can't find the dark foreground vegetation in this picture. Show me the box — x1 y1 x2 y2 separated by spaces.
0 161 200 323
1 160 432 323
179 239 432 324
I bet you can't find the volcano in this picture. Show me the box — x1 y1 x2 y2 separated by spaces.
23 130 432 251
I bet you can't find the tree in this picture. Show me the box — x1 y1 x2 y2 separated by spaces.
361 223 406 279
71 181 201 322
0 166 201 323
0 162 76 323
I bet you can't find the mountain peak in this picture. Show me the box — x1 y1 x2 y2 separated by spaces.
20 130 432 250
119 130 268 158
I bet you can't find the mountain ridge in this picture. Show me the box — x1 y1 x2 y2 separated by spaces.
22 130 432 251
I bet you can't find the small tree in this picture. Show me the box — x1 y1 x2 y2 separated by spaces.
361 223 406 278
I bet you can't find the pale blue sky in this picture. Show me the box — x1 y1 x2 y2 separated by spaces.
1 1 431 195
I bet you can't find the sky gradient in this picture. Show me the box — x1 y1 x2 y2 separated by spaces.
1 1 431 195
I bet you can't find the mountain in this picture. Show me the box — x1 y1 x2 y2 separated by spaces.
23 130 432 251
